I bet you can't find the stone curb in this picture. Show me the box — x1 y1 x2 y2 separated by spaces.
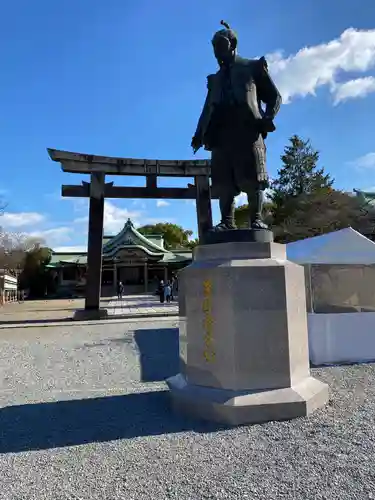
0 312 179 329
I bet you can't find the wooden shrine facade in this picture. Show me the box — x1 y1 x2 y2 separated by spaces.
48 148 215 313
48 218 192 296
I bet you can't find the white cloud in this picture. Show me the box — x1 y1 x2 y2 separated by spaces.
332 76 375 104
131 199 146 209
53 245 87 253
73 200 178 234
235 192 247 207
234 189 272 207
1 211 45 228
103 202 143 233
268 28 375 104
156 200 170 207
350 152 375 169
74 201 143 234
73 216 88 225
72 198 89 213
0 207 76 248
28 227 73 247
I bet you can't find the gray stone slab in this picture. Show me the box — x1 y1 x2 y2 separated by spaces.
73 308 108 321
167 373 329 426
202 228 274 245
194 241 286 261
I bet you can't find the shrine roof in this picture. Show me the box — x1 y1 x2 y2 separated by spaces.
103 236 113 245
49 219 193 265
102 219 167 256
49 254 87 265
49 252 86 264
161 252 192 263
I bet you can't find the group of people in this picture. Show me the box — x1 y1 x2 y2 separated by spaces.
116 275 178 303
157 276 178 304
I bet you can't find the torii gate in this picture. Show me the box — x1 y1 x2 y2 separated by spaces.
48 149 216 318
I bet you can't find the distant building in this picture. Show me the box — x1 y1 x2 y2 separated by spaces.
0 271 18 304
48 218 192 296
353 189 375 241
353 189 375 204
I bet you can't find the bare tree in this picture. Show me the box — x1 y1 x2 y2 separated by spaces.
0 229 44 275
0 198 45 275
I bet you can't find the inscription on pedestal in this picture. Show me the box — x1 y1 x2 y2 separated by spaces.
202 279 215 362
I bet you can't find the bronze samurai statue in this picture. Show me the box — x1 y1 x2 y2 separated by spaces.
191 21 282 233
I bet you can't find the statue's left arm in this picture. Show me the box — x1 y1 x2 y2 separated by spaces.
255 56 282 120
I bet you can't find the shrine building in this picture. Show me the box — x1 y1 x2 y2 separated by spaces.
48 218 192 295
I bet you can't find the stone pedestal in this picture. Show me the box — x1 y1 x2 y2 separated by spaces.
166 241 328 426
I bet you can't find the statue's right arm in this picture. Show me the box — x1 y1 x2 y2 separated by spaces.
193 75 213 142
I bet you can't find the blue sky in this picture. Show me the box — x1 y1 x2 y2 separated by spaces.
1 0 375 251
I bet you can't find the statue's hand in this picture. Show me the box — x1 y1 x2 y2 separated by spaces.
191 135 202 154
258 117 276 134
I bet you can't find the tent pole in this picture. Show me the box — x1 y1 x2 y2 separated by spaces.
308 264 314 313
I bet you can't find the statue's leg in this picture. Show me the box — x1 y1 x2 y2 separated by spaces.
246 184 268 230
246 137 268 230
219 191 237 229
211 148 238 231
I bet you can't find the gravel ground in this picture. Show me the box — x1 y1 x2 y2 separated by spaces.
0 318 374 500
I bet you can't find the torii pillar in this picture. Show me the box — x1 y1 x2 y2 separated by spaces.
74 172 108 320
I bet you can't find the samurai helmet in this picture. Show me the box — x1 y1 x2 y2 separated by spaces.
212 20 238 49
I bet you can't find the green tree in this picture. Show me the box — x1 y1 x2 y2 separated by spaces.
138 222 193 249
271 135 334 228
233 135 375 243
272 135 333 198
185 238 199 249
235 199 274 228
273 189 375 243
19 246 52 298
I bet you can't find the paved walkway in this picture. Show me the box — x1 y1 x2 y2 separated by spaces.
0 295 179 327
105 294 178 317
0 298 85 325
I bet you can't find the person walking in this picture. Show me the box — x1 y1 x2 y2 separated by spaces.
18 289 25 303
164 281 172 303
172 275 178 300
158 280 165 303
117 281 124 300
170 276 175 301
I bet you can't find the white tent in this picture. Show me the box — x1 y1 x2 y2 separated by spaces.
286 227 375 264
286 228 375 365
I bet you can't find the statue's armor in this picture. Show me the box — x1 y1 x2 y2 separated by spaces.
193 54 282 229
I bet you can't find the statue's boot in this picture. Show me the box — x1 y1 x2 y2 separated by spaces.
212 221 237 232
248 189 269 230
212 194 237 231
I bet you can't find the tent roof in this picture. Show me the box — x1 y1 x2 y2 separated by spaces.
286 227 375 264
